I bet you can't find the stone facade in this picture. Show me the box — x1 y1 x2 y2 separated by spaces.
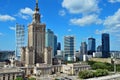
44 47 52 65
25 47 35 66
20 0 46 65
20 63 90 77
28 23 46 64
0 67 24 80
62 63 91 75
28 1 46 64
21 47 26 65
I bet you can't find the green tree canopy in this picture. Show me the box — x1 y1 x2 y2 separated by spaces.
79 69 109 79
95 69 108 77
79 70 94 79
28 78 36 80
92 62 107 70
15 77 23 80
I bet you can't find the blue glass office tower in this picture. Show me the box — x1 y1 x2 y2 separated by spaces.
57 42 61 50
80 42 87 55
102 33 110 58
97 45 102 52
64 36 75 61
54 35 57 56
46 29 57 58
88 37 96 55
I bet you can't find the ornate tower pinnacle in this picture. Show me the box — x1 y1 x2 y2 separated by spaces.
35 0 39 12
32 0 40 23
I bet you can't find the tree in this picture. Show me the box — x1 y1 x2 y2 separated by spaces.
92 62 107 70
79 70 94 79
79 69 109 79
116 64 120 72
15 77 23 80
94 69 108 77
87 61 96 65
28 78 36 80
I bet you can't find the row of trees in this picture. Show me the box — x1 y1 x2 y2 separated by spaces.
79 69 109 79
87 61 120 72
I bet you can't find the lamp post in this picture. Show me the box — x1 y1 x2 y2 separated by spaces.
113 58 116 73
112 52 116 73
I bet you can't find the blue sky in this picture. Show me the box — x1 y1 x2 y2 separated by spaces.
0 0 120 51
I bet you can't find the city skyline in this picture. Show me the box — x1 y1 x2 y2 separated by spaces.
0 0 120 51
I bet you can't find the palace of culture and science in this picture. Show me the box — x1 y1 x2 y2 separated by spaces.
21 0 52 66
20 0 90 76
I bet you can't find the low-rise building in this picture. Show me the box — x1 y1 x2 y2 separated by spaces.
62 63 91 75
0 67 24 80
19 62 91 77
93 52 102 58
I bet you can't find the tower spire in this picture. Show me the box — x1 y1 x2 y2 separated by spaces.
32 0 40 23
35 0 39 12
36 0 38 5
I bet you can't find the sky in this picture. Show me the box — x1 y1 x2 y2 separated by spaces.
0 0 120 51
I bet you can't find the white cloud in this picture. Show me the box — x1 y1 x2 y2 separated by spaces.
96 8 120 34
0 14 16 21
116 34 120 37
62 0 100 14
108 0 120 3
41 15 43 18
95 28 119 34
68 29 71 32
9 27 16 31
21 15 29 20
18 13 29 20
16 7 34 20
104 9 120 28
20 7 34 16
59 10 66 16
95 29 102 34
0 33 3 36
70 14 102 26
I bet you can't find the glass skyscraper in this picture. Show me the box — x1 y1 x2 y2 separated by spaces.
102 33 110 58
64 36 75 61
57 42 61 50
54 35 57 56
46 29 57 58
15 23 25 60
97 45 102 52
80 42 87 55
88 37 96 55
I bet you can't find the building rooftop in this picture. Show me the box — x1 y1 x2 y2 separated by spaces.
0 67 23 74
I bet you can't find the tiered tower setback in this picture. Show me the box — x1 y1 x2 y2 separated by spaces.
21 0 46 66
28 0 46 64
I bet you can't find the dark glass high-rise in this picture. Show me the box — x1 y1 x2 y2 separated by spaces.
102 33 110 58
88 37 96 55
